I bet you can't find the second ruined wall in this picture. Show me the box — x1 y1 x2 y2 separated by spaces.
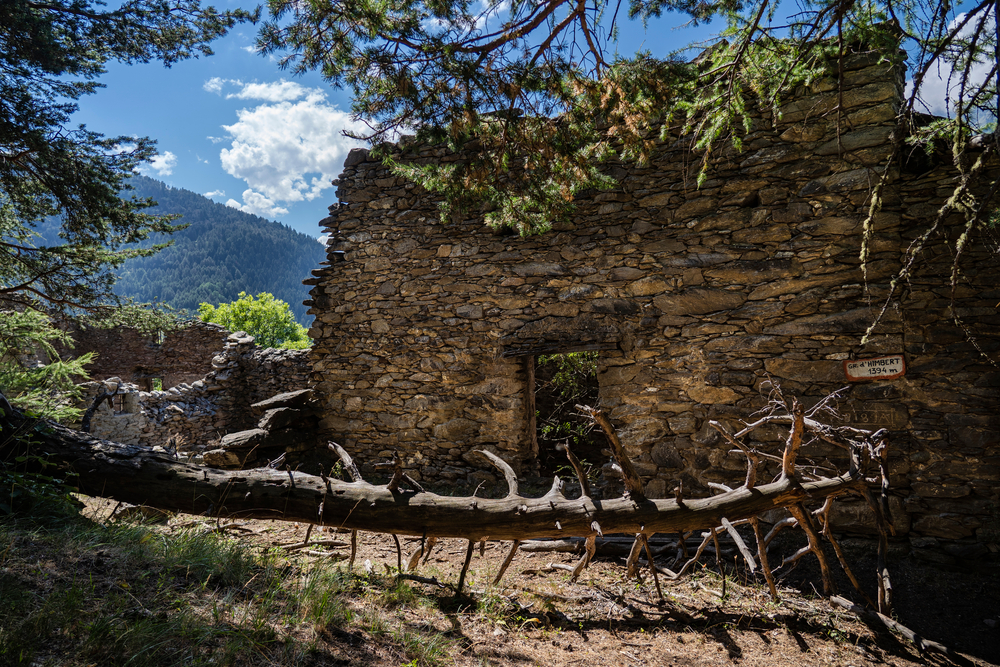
79 332 311 449
60 320 230 390
308 48 1000 549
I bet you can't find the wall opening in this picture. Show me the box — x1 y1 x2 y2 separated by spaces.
135 374 164 392
532 351 602 477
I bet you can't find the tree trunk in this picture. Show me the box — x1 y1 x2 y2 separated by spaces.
4 411 870 542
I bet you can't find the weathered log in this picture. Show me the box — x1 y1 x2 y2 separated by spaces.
4 414 869 543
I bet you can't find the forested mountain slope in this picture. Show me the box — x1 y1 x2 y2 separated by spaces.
34 176 325 324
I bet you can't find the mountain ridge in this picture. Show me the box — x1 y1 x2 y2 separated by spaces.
35 175 326 324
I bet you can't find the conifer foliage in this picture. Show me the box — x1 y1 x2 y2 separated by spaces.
259 0 999 236
0 0 255 312
0 309 92 421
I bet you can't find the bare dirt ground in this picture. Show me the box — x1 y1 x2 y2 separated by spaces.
82 496 1000 667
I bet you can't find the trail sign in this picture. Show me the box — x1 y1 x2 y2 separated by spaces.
843 355 905 381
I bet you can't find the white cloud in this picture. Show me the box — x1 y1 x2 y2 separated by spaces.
203 77 225 94
204 190 225 198
473 0 511 29
241 45 256 54
217 85 364 207
318 234 330 245
140 151 178 177
424 0 511 32
202 77 312 103
207 136 226 144
907 8 996 117
226 79 311 103
226 189 290 218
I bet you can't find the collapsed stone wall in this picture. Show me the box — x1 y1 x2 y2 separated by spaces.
61 320 229 390
78 332 311 452
307 47 1000 555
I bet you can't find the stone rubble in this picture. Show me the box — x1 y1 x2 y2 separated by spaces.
76 332 311 457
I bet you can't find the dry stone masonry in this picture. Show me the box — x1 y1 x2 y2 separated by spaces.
61 320 229 390
306 47 1000 557
76 332 311 457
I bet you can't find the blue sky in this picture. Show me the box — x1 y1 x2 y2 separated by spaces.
69 1 964 239
72 15 361 237
68 3 725 238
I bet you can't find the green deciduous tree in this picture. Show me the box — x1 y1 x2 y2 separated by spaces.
199 292 311 349
1 0 256 312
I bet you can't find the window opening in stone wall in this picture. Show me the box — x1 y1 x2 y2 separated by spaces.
533 351 602 480
151 378 163 391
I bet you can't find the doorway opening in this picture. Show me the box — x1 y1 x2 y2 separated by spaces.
531 351 603 477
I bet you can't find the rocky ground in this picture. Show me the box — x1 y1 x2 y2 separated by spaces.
84 497 1000 667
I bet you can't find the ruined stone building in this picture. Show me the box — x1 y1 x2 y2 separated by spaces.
305 47 1000 553
69 323 311 463
62 319 230 391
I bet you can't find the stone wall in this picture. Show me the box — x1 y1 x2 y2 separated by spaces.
78 332 311 452
306 47 1000 554
62 320 229 390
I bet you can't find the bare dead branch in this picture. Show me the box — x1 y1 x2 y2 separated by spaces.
477 450 519 498
751 518 778 601
329 441 363 482
493 539 521 585
578 405 645 500
557 441 591 498
830 596 976 667
782 400 805 478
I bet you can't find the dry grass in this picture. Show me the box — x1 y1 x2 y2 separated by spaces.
0 492 996 667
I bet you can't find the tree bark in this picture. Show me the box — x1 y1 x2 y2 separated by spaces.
4 413 869 542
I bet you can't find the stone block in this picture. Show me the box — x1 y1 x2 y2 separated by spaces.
600 364 641 385
814 126 894 155
625 276 670 297
703 259 802 284
638 192 674 207
704 335 787 353
258 408 314 431
690 209 751 232
653 288 746 316
674 197 718 220
686 384 739 405
220 429 268 450
732 225 792 244
826 495 910 535
779 123 828 143
763 358 842 383
456 304 483 319
913 514 980 540
588 298 641 315
618 417 668 450
800 167 879 196
433 418 480 442
513 262 566 276
763 307 894 336
203 448 244 468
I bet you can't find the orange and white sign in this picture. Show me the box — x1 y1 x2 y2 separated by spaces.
844 355 906 381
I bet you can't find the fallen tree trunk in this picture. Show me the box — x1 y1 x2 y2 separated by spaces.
4 404 871 543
